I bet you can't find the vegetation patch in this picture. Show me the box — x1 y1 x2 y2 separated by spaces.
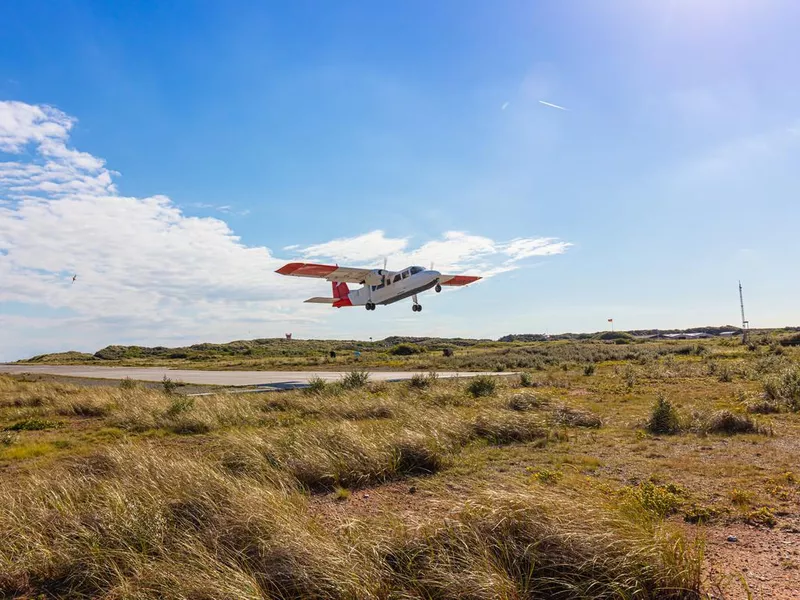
473 411 546 445
646 395 682 435
5 418 61 431
466 375 496 398
700 410 767 435
551 404 602 428
506 392 545 411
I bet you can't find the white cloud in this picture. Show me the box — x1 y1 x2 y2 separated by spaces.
298 230 409 264
0 101 572 360
296 230 571 275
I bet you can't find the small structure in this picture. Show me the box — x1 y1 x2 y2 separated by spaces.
285 333 292 340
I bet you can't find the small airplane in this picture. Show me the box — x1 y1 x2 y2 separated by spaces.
276 262 481 312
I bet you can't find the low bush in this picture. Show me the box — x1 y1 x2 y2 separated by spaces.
408 373 435 390
646 395 681 435
763 368 800 410
303 376 327 395
519 372 534 387
623 481 684 517
389 344 423 356
701 410 766 435
342 370 370 389
507 393 544 411
745 399 783 414
466 375 496 398
551 405 602 428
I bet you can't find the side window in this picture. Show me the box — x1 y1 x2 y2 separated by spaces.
393 274 402 283
402 271 409 279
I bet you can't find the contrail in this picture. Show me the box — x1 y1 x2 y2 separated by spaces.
539 100 568 111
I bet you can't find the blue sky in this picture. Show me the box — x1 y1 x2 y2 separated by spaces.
1 0 799 360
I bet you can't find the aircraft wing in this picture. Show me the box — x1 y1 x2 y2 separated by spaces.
304 297 336 304
439 274 482 286
276 262 372 283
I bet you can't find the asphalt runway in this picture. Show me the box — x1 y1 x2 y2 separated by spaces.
0 364 496 388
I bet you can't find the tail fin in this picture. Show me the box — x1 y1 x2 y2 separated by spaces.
331 281 350 299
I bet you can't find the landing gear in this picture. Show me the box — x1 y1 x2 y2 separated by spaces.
435 283 442 293
411 294 422 312
365 302 376 311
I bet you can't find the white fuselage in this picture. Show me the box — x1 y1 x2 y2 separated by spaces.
349 266 441 306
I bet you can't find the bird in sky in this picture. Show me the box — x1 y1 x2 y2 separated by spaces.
72 274 77 284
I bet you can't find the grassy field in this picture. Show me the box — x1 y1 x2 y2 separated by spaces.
2 336 800 598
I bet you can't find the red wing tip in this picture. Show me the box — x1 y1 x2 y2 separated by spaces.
444 275 482 286
276 262 339 277
276 262 303 275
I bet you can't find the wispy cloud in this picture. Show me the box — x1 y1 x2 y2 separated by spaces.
538 100 569 111
501 101 510 111
294 230 571 275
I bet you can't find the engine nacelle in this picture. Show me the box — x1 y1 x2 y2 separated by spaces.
363 269 390 285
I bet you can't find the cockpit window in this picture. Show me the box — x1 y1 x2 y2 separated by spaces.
410 266 424 274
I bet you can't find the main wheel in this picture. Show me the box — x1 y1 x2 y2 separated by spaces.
435 284 442 293
417 304 422 312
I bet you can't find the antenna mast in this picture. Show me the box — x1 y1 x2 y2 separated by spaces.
739 281 749 343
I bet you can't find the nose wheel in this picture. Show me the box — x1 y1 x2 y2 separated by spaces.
435 283 442 293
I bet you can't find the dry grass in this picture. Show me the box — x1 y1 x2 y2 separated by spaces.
2 337 800 597
0 442 702 599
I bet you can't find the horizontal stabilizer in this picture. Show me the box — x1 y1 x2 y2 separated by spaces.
304 297 336 304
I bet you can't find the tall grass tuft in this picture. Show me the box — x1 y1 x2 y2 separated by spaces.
466 375 496 398
341 370 370 389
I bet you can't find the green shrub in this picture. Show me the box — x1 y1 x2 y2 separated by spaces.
161 376 177 395
304 376 327 395
164 396 195 417
389 344 423 356
466 376 496 398
5 418 61 431
518 372 534 387
745 506 777 528
763 368 800 410
583 364 596 376
119 377 137 390
624 481 683 517
646 395 681 435
342 370 370 389
409 373 434 389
